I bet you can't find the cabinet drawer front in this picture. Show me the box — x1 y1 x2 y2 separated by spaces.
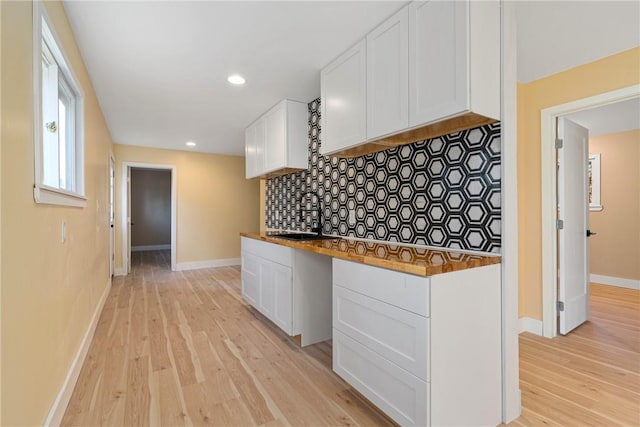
241 237 292 267
332 259 429 316
334 286 428 381
333 329 428 426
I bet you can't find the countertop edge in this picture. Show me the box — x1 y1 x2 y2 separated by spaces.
240 232 500 277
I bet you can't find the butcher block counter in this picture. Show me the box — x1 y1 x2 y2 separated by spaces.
240 231 500 277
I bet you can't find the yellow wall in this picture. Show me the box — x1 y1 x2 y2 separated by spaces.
588 129 640 281
518 47 640 319
1 1 114 424
113 144 260 269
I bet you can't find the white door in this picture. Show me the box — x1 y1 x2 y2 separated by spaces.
126 166 132 274
109 155 115 277
557 117 590 334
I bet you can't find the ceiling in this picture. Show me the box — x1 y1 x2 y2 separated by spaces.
565 97 640 136
64 1 640 156
63 1 404 156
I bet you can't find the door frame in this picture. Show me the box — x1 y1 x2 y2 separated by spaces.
121 161 177 272
109 153 116 278
540 84 639 338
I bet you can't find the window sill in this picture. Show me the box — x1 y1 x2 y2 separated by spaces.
34 184 87 208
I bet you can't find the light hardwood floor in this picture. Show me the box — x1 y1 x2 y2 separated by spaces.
63 251 640 426
62 250 394 426
508 284 640 427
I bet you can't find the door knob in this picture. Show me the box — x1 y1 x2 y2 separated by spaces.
586 230 597 237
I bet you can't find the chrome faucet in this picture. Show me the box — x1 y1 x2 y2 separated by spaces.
298 190 323 236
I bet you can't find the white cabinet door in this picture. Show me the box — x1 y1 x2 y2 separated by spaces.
241 252 260 306
259 260 276 319
320 39 367 155
245 118 266 178
264 102 286 172
333 285 428 381
254 118 266 176
333 329 428 426
409 0 468 127
367 6 409 139
244 125 257 179
272 262 293 334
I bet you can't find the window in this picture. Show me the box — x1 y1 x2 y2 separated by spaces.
34 1 85 207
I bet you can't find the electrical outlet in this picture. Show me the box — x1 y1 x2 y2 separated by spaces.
348 209 356 225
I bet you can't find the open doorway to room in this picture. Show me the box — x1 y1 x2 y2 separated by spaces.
130 168 172 268
121 162 177 273
540 85 640 338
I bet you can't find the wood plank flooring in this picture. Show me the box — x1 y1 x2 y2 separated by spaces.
62 250 393 426
507 284 640 427
63 251 640 426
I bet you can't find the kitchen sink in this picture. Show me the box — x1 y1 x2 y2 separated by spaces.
271 233 338 241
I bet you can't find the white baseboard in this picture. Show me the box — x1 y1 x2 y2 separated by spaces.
113 267 127 277
44 278 111 426
175 258 240 271
131 244 171 252
590 274 640 290
518 317 543 335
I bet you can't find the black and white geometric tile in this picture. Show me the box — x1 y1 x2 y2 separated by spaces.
265 98 501 253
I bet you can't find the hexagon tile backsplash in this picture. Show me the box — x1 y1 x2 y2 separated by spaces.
265 98 501 253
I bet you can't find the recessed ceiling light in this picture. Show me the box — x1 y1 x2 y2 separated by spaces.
186 141 196 147
227 74 246 85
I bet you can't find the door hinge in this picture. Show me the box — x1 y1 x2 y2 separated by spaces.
555 138 563 149
556 219 564 230
556 301 565 312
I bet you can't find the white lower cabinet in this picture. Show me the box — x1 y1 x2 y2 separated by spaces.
240 237 332 346
240 252 260 307
333 258 501 427
333 329 428 426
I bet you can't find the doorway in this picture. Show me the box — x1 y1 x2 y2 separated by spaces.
121 162 177 273
109 154 115 277
540 84 640 338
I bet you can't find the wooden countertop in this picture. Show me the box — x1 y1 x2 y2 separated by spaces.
240 232 500 277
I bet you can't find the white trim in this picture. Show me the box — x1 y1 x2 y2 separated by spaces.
500 1 521 423
590 274 640 290
114 267 127 277
34 185 87 208
175 258 241 271
44 278 111 427
121 162 177 273
132 244 171 252
540 84 640 339
518 317 543 335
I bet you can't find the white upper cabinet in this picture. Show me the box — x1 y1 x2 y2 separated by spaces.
245 99 308 179
320 39 367 156
409 0 467 126
264 102 286 172
320 0 500 158
244 125 257 179
409 0 500 126
367 6 409 140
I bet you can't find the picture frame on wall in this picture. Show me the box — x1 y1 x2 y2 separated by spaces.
588 153 603 211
